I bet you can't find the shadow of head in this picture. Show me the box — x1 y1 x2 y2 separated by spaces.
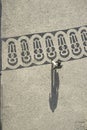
49 70 59 112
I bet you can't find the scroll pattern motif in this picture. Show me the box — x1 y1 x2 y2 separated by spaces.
7 41 18 66
33 37 44 61
57 34 69 58
45 36 56 60
19 37 31 64
1 25 87 70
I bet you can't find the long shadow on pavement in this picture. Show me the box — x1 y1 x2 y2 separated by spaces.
49 64 59 112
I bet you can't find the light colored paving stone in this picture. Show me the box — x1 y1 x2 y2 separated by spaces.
1 0 87 130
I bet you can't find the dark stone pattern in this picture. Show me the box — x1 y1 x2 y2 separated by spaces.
7 41 18 66
1 25 87 70
80 29 87 53
33 37 44 61
57 34 69 58
45 36 56 60
20 39 31 64
69 32 82 56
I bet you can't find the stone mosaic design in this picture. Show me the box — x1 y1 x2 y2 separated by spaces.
1 25 87 70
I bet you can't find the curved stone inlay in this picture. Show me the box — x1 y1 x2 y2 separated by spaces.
1 25 87 70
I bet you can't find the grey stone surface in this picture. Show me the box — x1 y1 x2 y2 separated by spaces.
1 59 87 130
1 0 87 130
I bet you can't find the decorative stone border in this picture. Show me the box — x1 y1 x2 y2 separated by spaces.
1 25 87 70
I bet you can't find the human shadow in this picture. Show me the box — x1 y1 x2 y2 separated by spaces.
49 64 59 112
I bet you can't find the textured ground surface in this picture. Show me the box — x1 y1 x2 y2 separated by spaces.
1 0 87 130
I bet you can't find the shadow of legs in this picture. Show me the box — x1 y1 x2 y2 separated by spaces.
49 66 60 112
